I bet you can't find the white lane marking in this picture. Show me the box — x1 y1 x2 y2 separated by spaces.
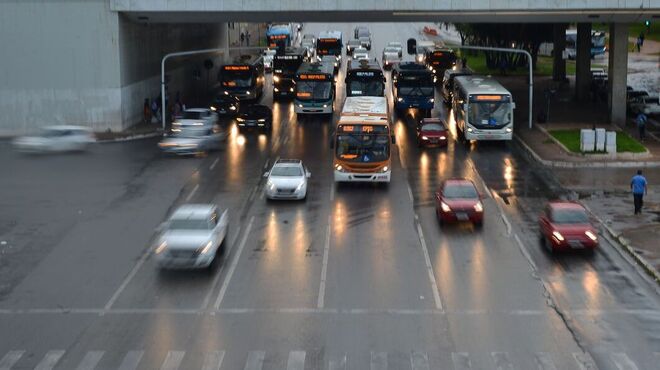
407 182 414 203
410 351 430 370
283 136 290 145
329 183 335 202
0 350 24 370
318 218 332 308
213 216 255 309
451 352 472 370
514 233 539 271
75 351 104 370
201 223 243 310
534 352 558 370
103 245 153 312
247 185 259 203
259 188 265 200
328 355 347 370
243 351 265 370
160 351 185 370
501 213 512 235
263 158 270 170
415 216 443 310
572 352 598 370
34 350 65 370
201 351 225 370
185 184 199 202
286 351 305 370
117 350 144 370
490 352 514 370
371 352 387 370
610 353 639 370
209 157 220 171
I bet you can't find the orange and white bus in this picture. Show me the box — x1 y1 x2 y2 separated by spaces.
332 96 395 183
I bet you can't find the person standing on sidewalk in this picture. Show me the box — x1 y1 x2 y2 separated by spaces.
636 112 647 141
631 170 648 215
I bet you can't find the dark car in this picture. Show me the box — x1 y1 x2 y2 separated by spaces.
435 179 483 227
236 104 272 131
211 94 240 116
538 201 598 254
417 118 448 147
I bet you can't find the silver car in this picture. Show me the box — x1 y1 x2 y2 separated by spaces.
171 108 219 130
13 125 95 153
154 204 229 269
158 127 226 156
264 159 311 200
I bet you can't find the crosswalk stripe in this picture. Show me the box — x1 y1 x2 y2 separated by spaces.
243 351 265 370
118 351 144 370
75 351 104 370
490 352 514 370
287 351 305 370
451 352 472 370
160 351 185 370
34 350 65 370
410 351 430 370
371 352 387 370
328 355 347 370
572 352 598 370
610 353 638 370
534 352 557 370
0 351 24 370
201 351 225 370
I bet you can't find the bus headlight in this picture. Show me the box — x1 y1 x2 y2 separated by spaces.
298 104 303 108
397 97 403 102
290 88 294 92
323 104 328 108
246 91 251 95
467 127 473 133
505 127 512 133
380 166 389 173
429 98 434 103
334 164 345 172
229 105 236 111
274 87 280 92
223 91 229 95
210 106 217 111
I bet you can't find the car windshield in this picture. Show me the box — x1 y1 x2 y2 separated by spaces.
421 123 444 131
168 218 210 230
221 71 254 87
552 209 589 224
182 111 205 120
271 166 303 177
443 184 478 199
296 81 332 100
349 41 360 46
336 134 390 163
39 129 70 137
384 47 398 53
398 85 434 96
469 101 511 128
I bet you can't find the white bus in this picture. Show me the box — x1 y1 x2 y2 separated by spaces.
452 76 515 141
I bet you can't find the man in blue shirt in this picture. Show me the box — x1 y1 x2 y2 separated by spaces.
631 170 648 214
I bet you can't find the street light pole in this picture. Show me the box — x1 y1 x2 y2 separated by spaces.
454 45 534 129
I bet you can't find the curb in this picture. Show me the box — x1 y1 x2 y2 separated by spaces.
513 134 660 168
96 131 162 143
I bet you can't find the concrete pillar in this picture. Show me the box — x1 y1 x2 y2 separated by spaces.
222 22 230 63
552 23 567 82
575 23 592 102
608 23 629 126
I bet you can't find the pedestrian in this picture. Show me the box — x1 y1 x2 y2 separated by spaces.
143 98 151 124
151 99 159 123
636 112 647 141
630 170 648 215
240 32 245 46
636 36 642 52
639 32 645 47
246 31 250 46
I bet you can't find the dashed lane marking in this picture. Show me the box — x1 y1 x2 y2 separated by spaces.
317 218 332 308
415 214 443 310
103 245 153 312
160 351 185 370
201 351 225 370
213 216 254 310
451 352 472 370
244 351 265 370
287 351 305 370
610 352 639 370
117 350 144 370
75 351 104 370
0 350 24 370
371 352 387 370
34 350 65 370
185 184 199 202
209 157 220 171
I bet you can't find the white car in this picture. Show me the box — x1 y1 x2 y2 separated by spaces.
358 36 372 51
387 42 403 57
262 49 277 72
264 159 311 200
172 108 219 130
346 39 361 55
630 96 660 116
154 204 228 269
352 47 369 61
382 47 402 70
158 127 226 155
12 125 95 153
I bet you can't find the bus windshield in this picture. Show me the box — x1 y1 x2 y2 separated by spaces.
336 134 390 163
296 81 332 100
469 101 511 128
398 85 433 97
347 80 384 97
221 71 254 87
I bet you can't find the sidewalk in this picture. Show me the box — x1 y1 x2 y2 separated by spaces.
94 120 162 142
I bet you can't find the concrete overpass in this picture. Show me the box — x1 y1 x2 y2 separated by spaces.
0 0 658 135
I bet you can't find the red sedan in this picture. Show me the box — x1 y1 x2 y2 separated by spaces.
417 118 449 147
538 201 598 253
435 179 483 227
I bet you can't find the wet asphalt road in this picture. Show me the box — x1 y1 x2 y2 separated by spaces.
1 22 660 370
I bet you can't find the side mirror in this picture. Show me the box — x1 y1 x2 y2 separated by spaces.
511 102 516 109
391 135 396 145
306 171 311 178
262 171 269 178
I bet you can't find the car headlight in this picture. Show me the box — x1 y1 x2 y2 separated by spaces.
397 97 403 102
173 122 181 126
229 105 236 110
274 87 280 92
267 180 275 190
246 91 251 95
200 241 213 254
334 63 338 67
474 201 483 212
273 76 280 83
323 104 328 108
258 118 266 122
223 91 229 95
298 104 303 108
585 230 598 241
236 118 245 122
440 202 451 213
552 231 565 242
296 182 305 191
429 98 434 103
155 241 167 254
422 136 428 140
289 87 294 92
505 127 512 133
380 166 389 173
467 127 473 133
210 106 217 111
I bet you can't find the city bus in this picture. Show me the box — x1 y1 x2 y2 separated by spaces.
332 96 394 183
452 75 515 141
424 47 457 82
217 55 265 102
391 62 435 116
273 47 308 99
293 61 336 115
267 23 293 48
345 59 386 97
316 31 343 65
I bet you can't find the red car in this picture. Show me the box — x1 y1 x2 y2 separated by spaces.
538 201 598 253
435 179 483 227
417 118 449 147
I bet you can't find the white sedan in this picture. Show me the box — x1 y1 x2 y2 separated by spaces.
172 108 219 130
264 159 311 200
154 204 228 269
352 47 369 61
12 125 95 153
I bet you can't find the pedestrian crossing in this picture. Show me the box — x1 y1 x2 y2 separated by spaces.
0 348 650 370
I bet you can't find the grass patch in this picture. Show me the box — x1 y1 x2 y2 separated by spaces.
458 51 603 77
548 129 647 154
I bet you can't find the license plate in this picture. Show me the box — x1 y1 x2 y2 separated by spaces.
456 213 469 221
219 109 226 113
429 139 438 143
568 240 583 249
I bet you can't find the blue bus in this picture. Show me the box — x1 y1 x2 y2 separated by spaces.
391 62 435 116
267 24 293 48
